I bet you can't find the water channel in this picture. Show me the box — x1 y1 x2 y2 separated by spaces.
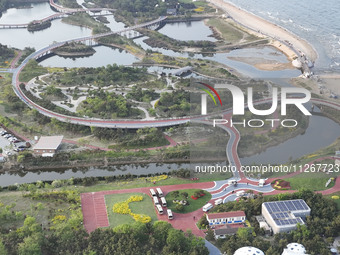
0 3 339 185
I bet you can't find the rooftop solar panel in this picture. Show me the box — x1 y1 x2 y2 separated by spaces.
265 203 272 213
281 202 289 211
300 200 309 210
263 200 310 227
271 202 280 212
286 201 296 211
292 200 303 210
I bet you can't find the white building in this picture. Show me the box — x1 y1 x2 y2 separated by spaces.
282 243 310 255
262 199 311 234
33 136 63 156
234 246 264 255
206 211 246 226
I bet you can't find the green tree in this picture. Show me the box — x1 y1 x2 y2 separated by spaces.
0 239 8 255
18 235 42 255
172 191 179 198
17 216 42 238
164 228 188 253
175 204 184 212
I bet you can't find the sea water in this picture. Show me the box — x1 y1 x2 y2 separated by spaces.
225 0 340 73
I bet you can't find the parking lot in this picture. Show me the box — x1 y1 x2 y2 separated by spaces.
0 128 11 151
0 128 27 155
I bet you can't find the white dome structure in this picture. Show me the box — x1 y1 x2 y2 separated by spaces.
234 246 264 255
282 243 308 255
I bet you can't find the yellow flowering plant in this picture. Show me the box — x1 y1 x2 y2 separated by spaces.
113 195 151 223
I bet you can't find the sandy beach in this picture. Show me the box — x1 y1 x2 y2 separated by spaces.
208 0 318 62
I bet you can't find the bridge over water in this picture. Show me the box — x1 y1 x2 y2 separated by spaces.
0 0 116 29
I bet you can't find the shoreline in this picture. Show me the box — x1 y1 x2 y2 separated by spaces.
207 0 318 62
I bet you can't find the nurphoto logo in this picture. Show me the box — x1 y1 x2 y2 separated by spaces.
198 82 312 128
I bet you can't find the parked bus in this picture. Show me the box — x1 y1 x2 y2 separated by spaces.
156 188 163 197
153 196 159 205
167 209 173 220
156 204 163 214
160 197 167 207
202 203 213 212
150 189 157 197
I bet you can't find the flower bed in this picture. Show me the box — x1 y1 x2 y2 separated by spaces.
271 179 291 190
191 190 206 200
113 195 151 223
148 174 168 183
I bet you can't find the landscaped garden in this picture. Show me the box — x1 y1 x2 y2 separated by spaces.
105 192 157 227
271 179 291 190
165 189 211 213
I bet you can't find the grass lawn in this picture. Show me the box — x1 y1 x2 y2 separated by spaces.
286 172 336 191
166 189 211 214
207 18 243 44
78 174 228 193
325 191 340 209
105 192 158 228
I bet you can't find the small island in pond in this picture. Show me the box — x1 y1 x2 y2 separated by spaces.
27 20 51 32
52 42 96 57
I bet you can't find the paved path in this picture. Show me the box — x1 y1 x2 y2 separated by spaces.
0 68 13 73
10 51 23 69
211 183 274 200
205 240 222 255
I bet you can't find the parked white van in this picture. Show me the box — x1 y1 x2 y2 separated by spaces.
153 196 159 205
202 203 213 212
150 189 157 197
236 190 245 197
156 204 163 214
156 188 163 197
214 199 223 205
167 209 173 219
160 197 167 207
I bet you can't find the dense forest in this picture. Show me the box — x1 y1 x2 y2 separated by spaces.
78 90 142 119
157 90 192 117
126 86 159 103
91 0 196 20
51 65 150 87
198 190 340 255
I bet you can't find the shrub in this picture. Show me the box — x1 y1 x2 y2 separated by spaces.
175 204 184 212
8 185 17 191
197 215 209 229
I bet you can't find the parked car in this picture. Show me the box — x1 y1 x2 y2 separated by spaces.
14 148 25 152
4 134 12 138
0 131 7 135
